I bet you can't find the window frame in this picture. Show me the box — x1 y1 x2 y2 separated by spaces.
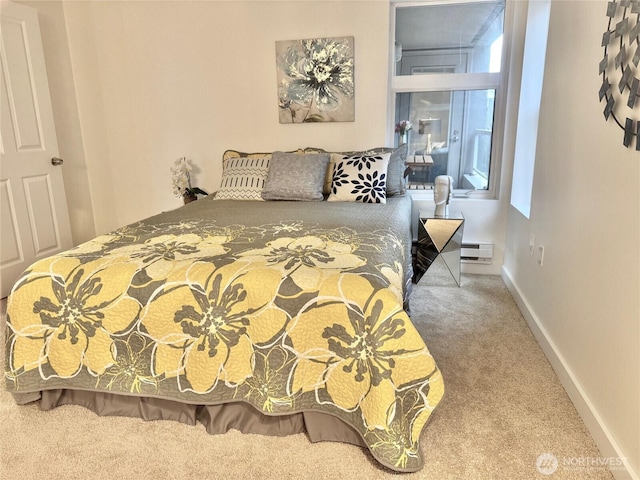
388 0 515 199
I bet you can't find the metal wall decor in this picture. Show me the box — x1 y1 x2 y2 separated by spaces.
600 0 640 149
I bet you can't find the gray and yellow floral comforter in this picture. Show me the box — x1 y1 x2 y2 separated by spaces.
4 196 444 472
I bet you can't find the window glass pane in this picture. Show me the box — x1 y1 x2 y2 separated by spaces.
395 1 505 76
397 89 495 191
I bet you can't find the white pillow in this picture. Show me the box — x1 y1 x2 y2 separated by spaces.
214 156 270 201
327 152 390 203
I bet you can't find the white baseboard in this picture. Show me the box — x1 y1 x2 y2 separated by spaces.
501 267 638 480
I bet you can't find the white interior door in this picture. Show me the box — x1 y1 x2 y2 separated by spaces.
0 1 72 298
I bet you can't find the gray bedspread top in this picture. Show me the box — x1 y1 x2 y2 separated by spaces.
157 195 414 301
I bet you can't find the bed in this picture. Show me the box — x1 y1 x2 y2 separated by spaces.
4 148 444 473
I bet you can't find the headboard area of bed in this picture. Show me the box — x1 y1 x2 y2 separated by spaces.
218 144 408 202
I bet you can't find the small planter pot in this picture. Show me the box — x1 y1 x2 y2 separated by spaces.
183 193 197 204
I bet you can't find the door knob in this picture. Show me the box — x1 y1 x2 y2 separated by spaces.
51 157 64 166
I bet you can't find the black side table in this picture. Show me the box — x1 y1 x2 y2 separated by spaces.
412 211 464 286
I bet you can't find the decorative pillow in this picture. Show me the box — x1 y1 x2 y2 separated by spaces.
294 147 336 196
213 156 270 200
320 146 406 196
261 151 330 201
323 156 336 196
327 152 390 203
322 149 374 196
385 143 408 196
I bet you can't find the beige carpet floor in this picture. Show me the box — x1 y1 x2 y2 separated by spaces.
0 261 614 480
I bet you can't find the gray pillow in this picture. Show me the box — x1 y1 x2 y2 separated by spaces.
385 143 408 196
261 151 330 201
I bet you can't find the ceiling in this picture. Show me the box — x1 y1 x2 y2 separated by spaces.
395 1 505 52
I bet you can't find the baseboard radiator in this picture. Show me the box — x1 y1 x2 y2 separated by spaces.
461 242 493 264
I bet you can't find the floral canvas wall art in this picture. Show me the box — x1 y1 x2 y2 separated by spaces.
276 36 354 123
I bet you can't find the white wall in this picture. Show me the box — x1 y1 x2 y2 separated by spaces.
502 1 640 478
59 0 390 235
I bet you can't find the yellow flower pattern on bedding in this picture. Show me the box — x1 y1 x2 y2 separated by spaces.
4 217 444 473
236 235 365 291
140 261 288 392
286 274 439 428
7 256 140 378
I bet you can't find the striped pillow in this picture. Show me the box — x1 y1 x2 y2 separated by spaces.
214 156 270 200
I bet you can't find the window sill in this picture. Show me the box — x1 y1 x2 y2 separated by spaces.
462 173 488 190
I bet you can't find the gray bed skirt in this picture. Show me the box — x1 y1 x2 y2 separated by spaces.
35 390 367 448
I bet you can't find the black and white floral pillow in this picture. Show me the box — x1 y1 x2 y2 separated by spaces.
327 153 390 203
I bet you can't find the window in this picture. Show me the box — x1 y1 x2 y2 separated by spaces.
391 0 508 195
510 0 551 218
